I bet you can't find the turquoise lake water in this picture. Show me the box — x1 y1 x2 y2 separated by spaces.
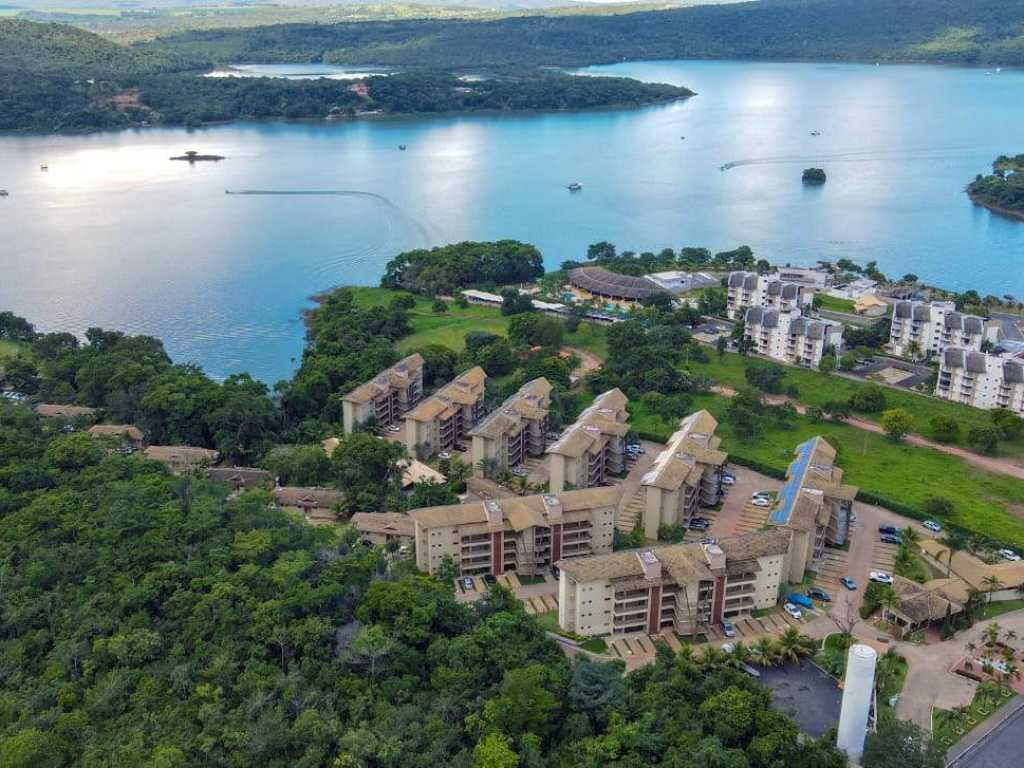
1 60 1022 382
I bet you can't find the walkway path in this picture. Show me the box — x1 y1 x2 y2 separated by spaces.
710 385 1024 482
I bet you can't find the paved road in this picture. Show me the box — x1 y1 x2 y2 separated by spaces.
947 697 1024 767
709 464 781 538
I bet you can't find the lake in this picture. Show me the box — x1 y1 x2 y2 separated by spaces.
1 60 1022 382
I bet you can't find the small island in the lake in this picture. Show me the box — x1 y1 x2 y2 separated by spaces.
967 154 1024 222
171 150 225 162
802 167 827 185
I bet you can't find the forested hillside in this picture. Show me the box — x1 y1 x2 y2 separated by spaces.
142 0 1024 67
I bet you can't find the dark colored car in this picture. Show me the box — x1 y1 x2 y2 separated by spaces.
878 525 899 535
807 587 832 602
880 534 903 545
483 574 497 586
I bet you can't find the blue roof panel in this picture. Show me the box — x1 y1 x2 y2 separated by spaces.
771 438 817 526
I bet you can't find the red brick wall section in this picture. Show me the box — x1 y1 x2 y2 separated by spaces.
711 576 726 624
551 524 562 563
647 585 662 634
491 531 504 575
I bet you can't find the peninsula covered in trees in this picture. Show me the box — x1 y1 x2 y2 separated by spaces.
967 154 1024 222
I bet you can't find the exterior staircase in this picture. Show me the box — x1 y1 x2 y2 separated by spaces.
616 488 646 533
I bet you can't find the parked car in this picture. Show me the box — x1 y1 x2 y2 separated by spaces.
721 475 736 486
787 593 814 609
878 525 899 535
880 534 903 545
387 424 401 433
461 577 475 591
483 574 497 586
841 577 858 591
998 549 1021 562
627 443 645 455
752 497 771 508
923 520 942 533
721 620 737 638
807 587 832 602
688 519 710 531
438 451 452 460
869 571 894 585
511 467 529 477
783 602 803 620
752 491 772 499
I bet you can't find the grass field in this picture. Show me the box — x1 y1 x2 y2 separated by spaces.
631 393 1024 551
814 294 858 314
0 340 26 360
690 349 1024 458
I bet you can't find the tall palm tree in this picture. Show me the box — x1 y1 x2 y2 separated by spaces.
751 636 779 668
982 575 1005 603
984 622 1003 648
778 628 813 665
901 526 921 547
699 645 727 671
941 532 968 577
725 641 752 669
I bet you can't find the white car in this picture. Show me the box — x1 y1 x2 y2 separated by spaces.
869 571 894 585
752 498 771 508
998 549 1021 562
387 424 401 433
784 602 803 619
922 520 942 533
438 451 452 460
721 476 736 486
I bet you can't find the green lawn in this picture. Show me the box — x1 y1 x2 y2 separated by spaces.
691 349 1024 458
814 295 858 314
631 393 1024 551
933 686 1015 750
0 340 26 360
975 598 1024 621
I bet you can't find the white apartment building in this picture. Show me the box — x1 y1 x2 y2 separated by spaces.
726 271 806 320
936 347 1024 413
556 530 791 638
469 377 552 474
639 410 727 539
341 353 424 433
743 308 844 367
546 388 630 493
888 301 987 359
411 487 618 577
404 366 487 458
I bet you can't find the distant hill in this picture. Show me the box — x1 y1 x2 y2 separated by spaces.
140 0 1024 67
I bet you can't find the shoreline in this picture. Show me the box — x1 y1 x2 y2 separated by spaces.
967 189 1024 223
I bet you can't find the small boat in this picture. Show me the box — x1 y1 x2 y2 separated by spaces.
984 71 993 76
567 182 582 191
810 130 821 136
398 144 407 150
680 135 685 140
40 163 48 171
0 189 8 197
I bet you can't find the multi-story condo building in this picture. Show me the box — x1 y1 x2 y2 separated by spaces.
341 353 424 434
469 377 552 474
411 487 618 577
404 366 488 458
639 410 727 539
726 271 805 320
743 308 844 367
767 437 858 583
546 388 630 493
936 347 1024 413
888 300 986 359
556 530 791 638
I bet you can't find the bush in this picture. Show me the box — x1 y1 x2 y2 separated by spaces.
991 408 1024 440
848 384 887 413
431 297 448 313
930 415 961 444
923 496 954 519
967 425 1001 455
880 408 914 440
744 363 786 394
839 352 858 371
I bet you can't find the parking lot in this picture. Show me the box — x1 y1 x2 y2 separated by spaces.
707 464 783 539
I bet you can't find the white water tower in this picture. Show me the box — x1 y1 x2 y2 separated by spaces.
836 643 878 764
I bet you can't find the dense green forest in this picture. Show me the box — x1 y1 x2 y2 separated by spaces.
142 0 1024 68
967 154 1024 220
0 18 690 132
381 241 545 295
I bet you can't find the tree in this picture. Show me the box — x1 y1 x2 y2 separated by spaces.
508 313 564 348
880 408 913 440
432 297 448 313
862 717 944 768
818 355 836 374
744 363 786 394
982 574 1004 602
261 444 331 486
929 415 960 444
839 351 857 371
848 385 887 413
716 336 728 357
941 532 969 577
991 407 1024 440
967 425 1001 455
699 687 758 746
473 733 519 768
923 496 953 520
418 343 458 387
586 241 616 261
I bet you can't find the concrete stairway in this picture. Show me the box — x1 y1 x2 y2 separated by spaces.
616 488 645 533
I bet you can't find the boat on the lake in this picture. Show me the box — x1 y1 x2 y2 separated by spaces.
567 182 582 191
171 150 225 162
40 163 48 171
810 130 821 136
398 144 407 150
0 190 8 197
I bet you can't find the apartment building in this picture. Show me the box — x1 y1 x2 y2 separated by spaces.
743 307 844 367
469 377 552 474
936 347 1024 413
888 300 986 359
341 353 424 434
404 366 487 458
726 271 805 320
768 437 858 583
546 388 630 493
639 410 727 539
556 530 790 638
411 487 618 577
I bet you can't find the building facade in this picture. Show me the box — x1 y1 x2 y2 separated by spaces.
640 410 727 539
556 530 790 638
411 487 618 577
936 348 1024 413
768 437 858 583
404 366 487 458
341 353 424 434
547 388 630 493
469 377 552 474
888 301 986 359
726 271 805 320
743 307 844 367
